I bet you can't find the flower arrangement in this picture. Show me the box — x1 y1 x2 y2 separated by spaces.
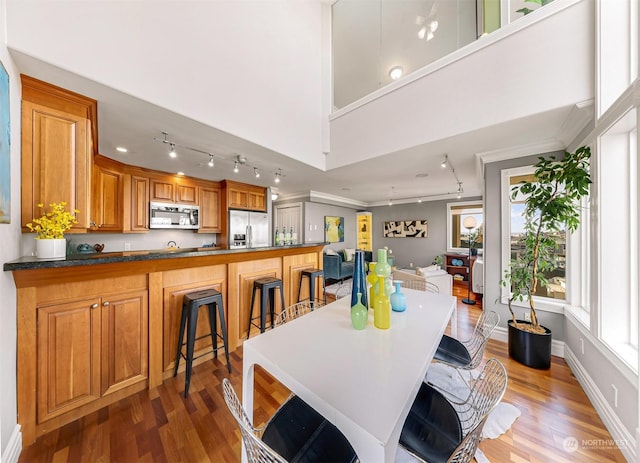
26 202 79 239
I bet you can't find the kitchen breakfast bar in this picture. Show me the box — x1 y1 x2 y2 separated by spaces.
4 243 325 445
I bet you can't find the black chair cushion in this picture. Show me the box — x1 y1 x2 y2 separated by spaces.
433 335 472 368
263 395 358 463
399 382 462 463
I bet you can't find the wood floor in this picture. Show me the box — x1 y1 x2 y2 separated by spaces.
19 284 628 463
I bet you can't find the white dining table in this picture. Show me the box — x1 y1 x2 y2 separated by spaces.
242 288 456 463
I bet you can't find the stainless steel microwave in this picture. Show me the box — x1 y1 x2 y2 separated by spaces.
149 202 200 230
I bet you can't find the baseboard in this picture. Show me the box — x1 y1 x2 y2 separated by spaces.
2 424 22 463
491 326 565 358
565 347 637 462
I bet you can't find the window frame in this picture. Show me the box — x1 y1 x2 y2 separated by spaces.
446 201 484 253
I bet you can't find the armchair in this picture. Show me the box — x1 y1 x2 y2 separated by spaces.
323 249 372 282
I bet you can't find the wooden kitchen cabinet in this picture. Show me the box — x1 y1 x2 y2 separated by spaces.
21 75 97 231
198 185 222 233
124 174 150 232
91 163 123 232
36 288 147 424
150 177 197 204
223 180 267 212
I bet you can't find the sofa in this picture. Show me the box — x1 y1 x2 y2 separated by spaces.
323 249 372 282
392 267 453 295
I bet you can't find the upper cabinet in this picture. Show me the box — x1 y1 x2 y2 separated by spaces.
223 180 266 212
198 184 222 233
21 75 97 231
149 176 197 205
91 160 123 232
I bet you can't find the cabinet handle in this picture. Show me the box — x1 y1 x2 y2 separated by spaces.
91 303 99 309
102 301 110 307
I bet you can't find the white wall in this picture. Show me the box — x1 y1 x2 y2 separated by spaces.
5 0 329 170
0 0 22 459
328 0 593 168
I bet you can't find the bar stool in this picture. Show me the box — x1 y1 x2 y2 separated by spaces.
297 268 326 305
174 289 231 397
247 277 285 339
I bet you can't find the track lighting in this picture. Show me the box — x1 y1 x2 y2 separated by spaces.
233 161 240 173
208 154 214 167
441 155 448 168
389 66 403 80
418 198 422 203
457 182 463 199
254 167 260 178
169 143 177 158
274 169 282 184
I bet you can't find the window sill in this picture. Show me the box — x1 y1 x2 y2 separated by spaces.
500 295 566 315
565 305 590 329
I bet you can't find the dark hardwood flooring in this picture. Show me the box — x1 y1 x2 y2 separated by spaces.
19 282 627 462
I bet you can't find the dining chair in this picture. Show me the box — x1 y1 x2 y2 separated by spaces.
273 300 324 327
334 283 352 299
399 358 507 463
400 279 439 293
222 378 358 463
433 310 499 372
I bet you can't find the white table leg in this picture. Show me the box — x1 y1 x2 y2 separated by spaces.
241 354 256 463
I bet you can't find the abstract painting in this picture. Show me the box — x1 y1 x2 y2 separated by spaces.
0 60 9 224
383 220 428 238
324 216 344 243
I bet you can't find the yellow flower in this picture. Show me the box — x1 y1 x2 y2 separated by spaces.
26 202 79 239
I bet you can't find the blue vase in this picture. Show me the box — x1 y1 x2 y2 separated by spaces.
390 280 406 312
351 250 368 309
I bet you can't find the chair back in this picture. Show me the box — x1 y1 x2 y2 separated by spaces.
446 415 488 463
451 358 507 437
334 284 352 299
221 378 288 463
400 279 439 293
462 310 499 370
274 301 323 327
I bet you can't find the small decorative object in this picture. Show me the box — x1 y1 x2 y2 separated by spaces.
367 262 378 309
350 293 368 330
76 243 94 253
373 248 391 329
93 243 105 253
432 255 443 270
350 250 368 309
26 202 79 259
390 281 406 312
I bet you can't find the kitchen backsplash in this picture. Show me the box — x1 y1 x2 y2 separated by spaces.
22 230 218 257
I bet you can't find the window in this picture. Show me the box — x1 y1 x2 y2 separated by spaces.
447 201 483 253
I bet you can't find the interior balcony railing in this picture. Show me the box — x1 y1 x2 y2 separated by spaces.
332 0 554 110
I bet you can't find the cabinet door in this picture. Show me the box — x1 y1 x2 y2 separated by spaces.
176 181 197 204
248 191 266 211
37 298 101 423
199 186 222 233
129 175 149 232
228 188 248 209
150 179 175 203
21 101 91 230
91 164 123 232
100 290 148 396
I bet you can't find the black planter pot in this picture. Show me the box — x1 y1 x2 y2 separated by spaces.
508 320 552 369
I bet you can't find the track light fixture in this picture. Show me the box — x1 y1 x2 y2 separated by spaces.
233 161 240 173
441 155 448 168
457 182 463 199
274 169 282 184
254 167 260 178
208 154 215 167
169 143 177 158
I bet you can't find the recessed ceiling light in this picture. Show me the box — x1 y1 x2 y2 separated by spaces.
341 187 351 191
177 171 185 176
389 66 403 80
116 147 128 153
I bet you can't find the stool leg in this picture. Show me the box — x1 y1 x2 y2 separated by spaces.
261 288 269 333
309 275 316 305
297 273 304 303
278 285 285 323
247 285 258 339
217 300 232 374
174 302 188 377
184 304 198 398
321 276 326 305
207 303 218 359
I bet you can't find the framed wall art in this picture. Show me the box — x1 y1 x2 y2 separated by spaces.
0 59 9 224
383 220 428 238
324 215 344 243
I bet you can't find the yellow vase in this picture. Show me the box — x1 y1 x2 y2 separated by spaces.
367 262 377 309
373 249 391 329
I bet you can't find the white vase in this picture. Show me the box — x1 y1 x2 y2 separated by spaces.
36 238 67 259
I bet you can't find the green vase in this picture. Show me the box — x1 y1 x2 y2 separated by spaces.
367 262 378 309
350 293 368 330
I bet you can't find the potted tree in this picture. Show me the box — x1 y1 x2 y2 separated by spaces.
502 146 591 369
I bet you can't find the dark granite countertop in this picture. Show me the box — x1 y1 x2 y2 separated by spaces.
4 243 327 272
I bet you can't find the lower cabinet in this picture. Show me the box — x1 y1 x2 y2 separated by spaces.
36 289 148 423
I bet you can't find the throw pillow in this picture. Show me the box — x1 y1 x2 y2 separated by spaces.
344 248 356 262
325 248 338 256
416 265 439 276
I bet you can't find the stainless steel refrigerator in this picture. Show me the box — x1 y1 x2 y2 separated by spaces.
228 210 270 249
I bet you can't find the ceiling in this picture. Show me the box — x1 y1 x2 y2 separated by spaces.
8 1 591 207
